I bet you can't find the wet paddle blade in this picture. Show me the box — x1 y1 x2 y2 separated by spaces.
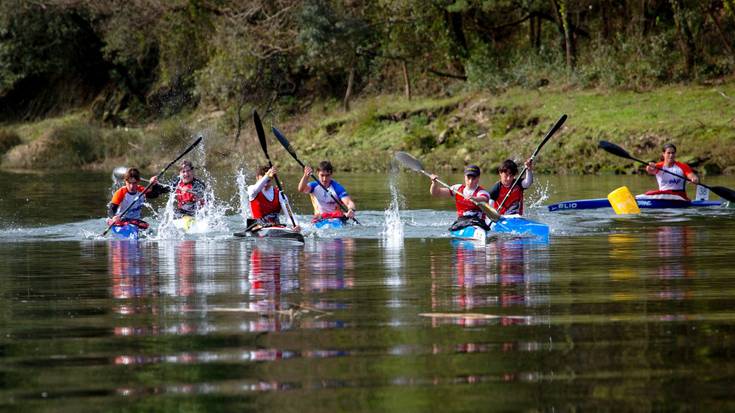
608 186 640 214
253 110 269 158
711 185 735 203
394 151 424 173
112 166 128 181
532 114 567 158
271 127 304 167
477 202 501 222
599 140 635 161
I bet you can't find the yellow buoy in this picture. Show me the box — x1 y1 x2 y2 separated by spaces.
607 186 640 214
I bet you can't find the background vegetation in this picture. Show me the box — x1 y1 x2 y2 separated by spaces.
0 0 734 173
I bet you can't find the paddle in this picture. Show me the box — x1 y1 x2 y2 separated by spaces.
497 114 567 212
102 135 204 236
253 110 298 229
598 140 735 202
394 151 501 222
271 126 361 225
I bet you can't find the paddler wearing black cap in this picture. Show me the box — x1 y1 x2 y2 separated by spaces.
429 164 492 231
488 158 534 215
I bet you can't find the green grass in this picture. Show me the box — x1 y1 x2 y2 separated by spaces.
3 83 735 174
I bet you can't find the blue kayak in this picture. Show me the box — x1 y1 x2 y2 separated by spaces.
313 218 346 229
450 216 549 243
110 223 140 240
548 198 722 211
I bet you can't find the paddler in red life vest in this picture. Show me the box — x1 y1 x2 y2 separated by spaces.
297 161 357 223
106 167 167 229
644 143 699 200
430 164 492 231
248 165 301 231
489 158 534 215
165 160 206 218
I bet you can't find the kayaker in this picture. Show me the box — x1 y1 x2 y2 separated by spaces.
644 143 699 200
429 164 491 231
248 165 300 231
166 160 206 218
107 167 167 229
489 158 533 215
298 161 357 223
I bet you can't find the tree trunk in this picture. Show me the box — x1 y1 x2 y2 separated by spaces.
550 0 574 69
401 60 411 100
670 0 696 76
706 4 734 56
343 66 355 112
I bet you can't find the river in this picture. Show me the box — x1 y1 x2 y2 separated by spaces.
1 168 734 411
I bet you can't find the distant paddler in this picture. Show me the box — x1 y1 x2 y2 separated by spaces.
490 158 534 215
429 164 493 232
644 143 699 200
247 165 301 232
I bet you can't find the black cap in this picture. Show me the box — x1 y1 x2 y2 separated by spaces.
464 165 481 176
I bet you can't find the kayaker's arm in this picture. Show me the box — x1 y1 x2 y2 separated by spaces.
297 166 312 193
247 175 272 200
429 175 453 198
340 195 357 219
144 176 171 200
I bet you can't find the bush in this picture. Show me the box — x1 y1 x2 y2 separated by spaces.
0 129 21 154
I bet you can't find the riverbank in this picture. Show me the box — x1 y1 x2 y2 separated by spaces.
2 82 734 175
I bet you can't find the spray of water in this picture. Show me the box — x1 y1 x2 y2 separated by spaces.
382 165 405 249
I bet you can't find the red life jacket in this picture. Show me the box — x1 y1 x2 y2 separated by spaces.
250 187 281 220
493 184 524 215
175 181 199 210
454 185 486 218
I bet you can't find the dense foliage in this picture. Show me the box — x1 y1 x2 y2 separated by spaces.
1 0 734 125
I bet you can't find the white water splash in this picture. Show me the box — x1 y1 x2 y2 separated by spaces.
236 168 251 220
382 170 405 249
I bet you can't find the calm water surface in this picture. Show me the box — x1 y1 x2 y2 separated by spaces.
1 169 735 411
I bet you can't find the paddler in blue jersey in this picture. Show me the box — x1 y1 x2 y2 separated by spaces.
297 160 357 224
430 165 491 231
247 165 300 231
106 168 167 229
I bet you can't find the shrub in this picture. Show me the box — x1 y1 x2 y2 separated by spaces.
0 129 21 154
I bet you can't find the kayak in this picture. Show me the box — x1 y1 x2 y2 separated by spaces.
313 217 346 229
234 226 305 243
450 216 549 243
110 223 140 240
492 216 550 241
548 197 722 211
173 215 195 232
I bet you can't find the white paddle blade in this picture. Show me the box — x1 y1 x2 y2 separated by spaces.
695 185 710 201
112 166 129 181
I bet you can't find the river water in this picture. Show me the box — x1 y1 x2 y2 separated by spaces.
1 168 735 411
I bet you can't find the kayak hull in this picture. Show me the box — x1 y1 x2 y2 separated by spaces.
173 215 195 232
450 216 549 242
491 216 550 241
234 226 305 243
450 225 487 243
110 223 140 240
548 198 722 211
313 218 346 229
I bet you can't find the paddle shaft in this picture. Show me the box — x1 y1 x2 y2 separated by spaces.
497 114 567 211
424 169 500 222
102 136 203 236
254 110 298 227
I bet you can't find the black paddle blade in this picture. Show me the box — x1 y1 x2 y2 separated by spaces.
253 110 269 157
533 114 567 158
271 126 303 165
394 151 424 172
598 140 634 161
711 186 735 202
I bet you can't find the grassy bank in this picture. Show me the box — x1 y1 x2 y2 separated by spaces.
2 82 735 175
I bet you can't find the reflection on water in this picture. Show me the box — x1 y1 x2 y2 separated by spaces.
2 171 735 410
